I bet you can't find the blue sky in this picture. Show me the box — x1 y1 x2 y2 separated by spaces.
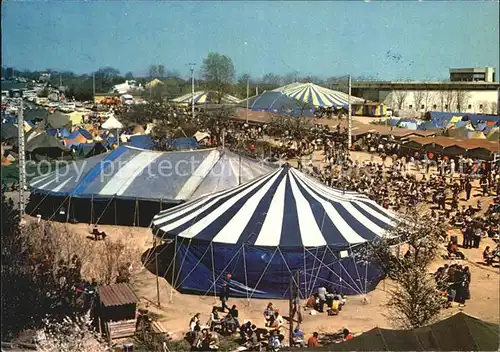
2 1 498 80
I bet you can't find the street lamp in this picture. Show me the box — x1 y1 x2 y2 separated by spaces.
244 41 249 124
188 63 196 117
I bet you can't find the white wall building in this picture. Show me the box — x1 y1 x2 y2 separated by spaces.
352 81 499 117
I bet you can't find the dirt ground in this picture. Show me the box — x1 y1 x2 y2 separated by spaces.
18 147 497 344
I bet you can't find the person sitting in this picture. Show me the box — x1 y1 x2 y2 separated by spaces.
269 311 283 330
91 225 107 241
222 313 237 334
239 321 252 342
264 302 274 326
343 328 353 341
447 240 465 259
268 330 282 351
291 325 305 348
245 328 261 351
305 294 317 310
228 304 240 328
327 296 341 316
307 332 320 348
188 313 201 339
483 246 494 266
208 306 222 331
190 325 203 350
207 332 220 351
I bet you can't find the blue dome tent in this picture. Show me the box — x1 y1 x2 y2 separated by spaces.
151 165 396 299
244 91 315 117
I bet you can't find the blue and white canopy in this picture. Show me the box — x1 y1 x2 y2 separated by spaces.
29 146 274 202
172 91 240 104
274 82 364 108
152 165 396 247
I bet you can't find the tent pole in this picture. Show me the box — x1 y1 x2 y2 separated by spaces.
136 198 139 227
90 194 94 225
242 244 250 304
169 236 177 303
211 242 217 304
155 252 161 307
66 196 71 223
114 197 117 225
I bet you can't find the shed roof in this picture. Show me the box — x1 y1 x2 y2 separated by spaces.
98 283 139 307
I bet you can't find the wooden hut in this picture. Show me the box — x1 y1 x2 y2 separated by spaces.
96 283 139 343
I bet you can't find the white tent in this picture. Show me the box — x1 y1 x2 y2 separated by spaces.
101 114 124 130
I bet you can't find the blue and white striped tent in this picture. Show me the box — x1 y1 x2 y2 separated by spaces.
151 165 396 298
29 146 274 225
172 91 240 104
273 82 364 108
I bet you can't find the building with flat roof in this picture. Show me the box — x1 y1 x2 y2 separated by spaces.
449 67 496 82
352 75 499 117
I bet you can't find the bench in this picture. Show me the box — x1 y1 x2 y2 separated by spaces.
106 319 137 343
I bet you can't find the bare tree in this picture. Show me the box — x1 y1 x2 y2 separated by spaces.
490 102 498 115
423 90 434 112
393 90 408 110
413 90 426 111
444 90 455 112
454 90 470 112
365 207 444 329
260 73 283 88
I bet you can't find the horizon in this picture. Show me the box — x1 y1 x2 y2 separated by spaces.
1 1 499 81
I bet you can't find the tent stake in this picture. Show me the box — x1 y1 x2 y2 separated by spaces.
155 252 161 307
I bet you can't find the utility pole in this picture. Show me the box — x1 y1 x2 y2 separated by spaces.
188 63 196 117
92 71 96 104
246 77 250 123
347 74 352 151
17 101 26 216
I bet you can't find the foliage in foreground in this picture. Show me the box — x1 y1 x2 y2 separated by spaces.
366 207 444 329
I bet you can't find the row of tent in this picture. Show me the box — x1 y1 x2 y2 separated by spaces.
171 82 364 110
388 113 499 141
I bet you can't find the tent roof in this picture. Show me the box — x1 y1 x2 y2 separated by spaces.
127 135 153 150
152 165 396 247
25 133 69 152
315 312 500 351
23 108 49 121
29 146 274 202
101 114 124 129
68 128 93 140
273 82 364 108
1 123 18 140
172 91 240 104
45 112 71 129
245 91 315 117
426 111 499 124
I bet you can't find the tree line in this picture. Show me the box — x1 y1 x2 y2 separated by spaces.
2 52 371 103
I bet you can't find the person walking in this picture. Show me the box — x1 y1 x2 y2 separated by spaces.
219 282 230 312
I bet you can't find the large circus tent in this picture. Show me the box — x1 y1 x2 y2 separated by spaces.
28 146 274 226
243 91 315 117
273 82 364 108
171 91 240 105
151 164 396 299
